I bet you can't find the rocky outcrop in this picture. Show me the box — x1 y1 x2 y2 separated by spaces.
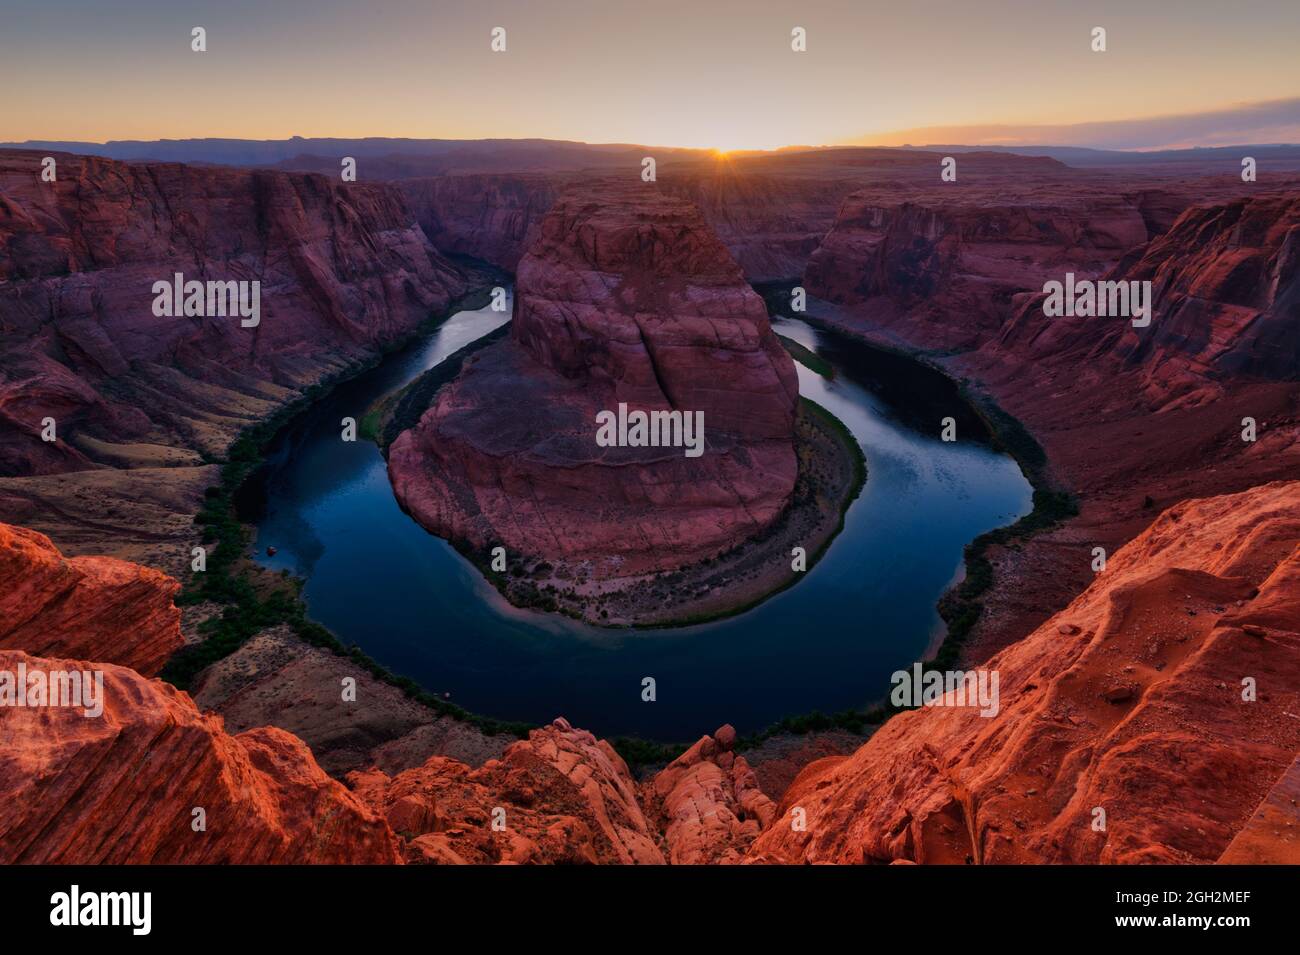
388 183 799 586
0 648 399 863
748 481 1300 864
349 718 664 864
640 724 776 864
0 522 182 675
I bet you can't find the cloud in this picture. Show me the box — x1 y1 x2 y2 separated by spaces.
852 98 1300 151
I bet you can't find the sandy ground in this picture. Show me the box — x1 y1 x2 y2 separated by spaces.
191 626 515 777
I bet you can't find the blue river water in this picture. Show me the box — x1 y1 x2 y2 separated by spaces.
242 288 1031 740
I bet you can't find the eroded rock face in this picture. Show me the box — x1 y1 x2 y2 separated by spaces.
800 173 1296 354
0 150 468 476
996 193 1300 402
748 481 1300 864
0 649 399 863
641 724 776 864
400 173 560 271
804 185 1152 351
389 183 799 580
935 190 1300 660
1122 194 1300 383
349 718 665 865
0 522 182 675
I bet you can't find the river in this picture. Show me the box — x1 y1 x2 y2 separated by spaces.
240 287 1032 740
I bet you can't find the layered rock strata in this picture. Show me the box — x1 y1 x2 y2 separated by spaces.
0 522 182 675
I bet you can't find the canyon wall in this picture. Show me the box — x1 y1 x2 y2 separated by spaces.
398 149 1074 283
400 173 561 270
995 192 1300 400
945 189 1300 659
0 149 470 567
0 648 400 864
804 183 1172 351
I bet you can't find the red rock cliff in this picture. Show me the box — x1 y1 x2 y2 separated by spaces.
349 718 665 864
0 649 399 863
0 149 469 478
995 192 1300 402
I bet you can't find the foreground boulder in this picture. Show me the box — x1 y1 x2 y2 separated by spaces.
748 481 1300 864
389 183 799 582
641 724 776 864
0 522 182 675
349 718 664 864
0 649 399 863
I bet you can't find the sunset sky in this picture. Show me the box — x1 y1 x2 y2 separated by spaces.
3 0 1299 150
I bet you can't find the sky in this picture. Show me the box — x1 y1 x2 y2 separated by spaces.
3 0 1299 150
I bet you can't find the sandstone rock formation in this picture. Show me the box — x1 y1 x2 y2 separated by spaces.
4 476 1297 865
389 183 799 583
748 481 1300 864
0 522 182 675
799 168 1285 353
349 718 664 864
0 648 399 863
640 724 776 864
